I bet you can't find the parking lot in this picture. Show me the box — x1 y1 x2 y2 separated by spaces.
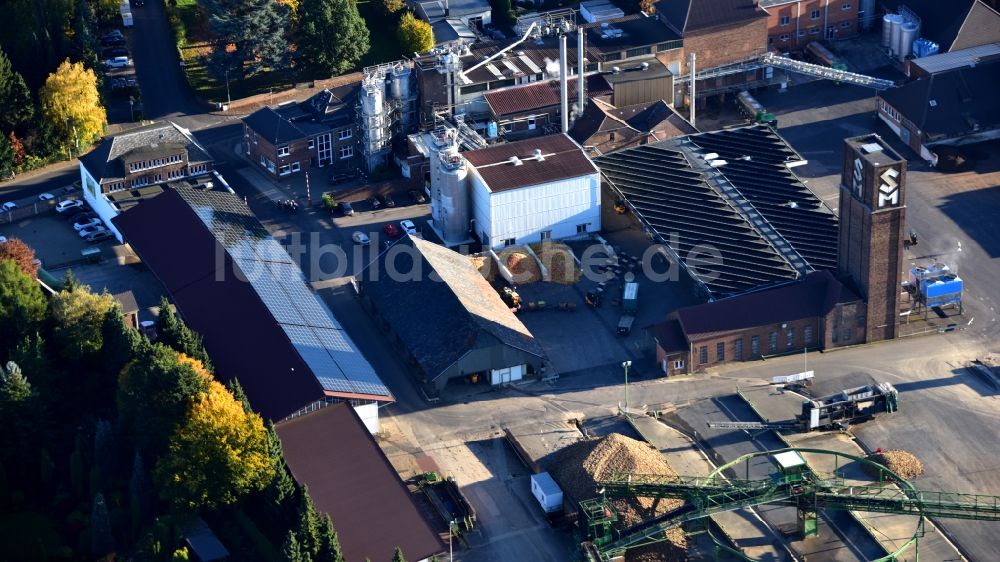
0 212 116 269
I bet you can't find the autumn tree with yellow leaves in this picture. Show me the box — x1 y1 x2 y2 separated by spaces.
39 59 106 153
154 358 275 511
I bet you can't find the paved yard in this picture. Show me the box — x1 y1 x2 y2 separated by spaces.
0 214 110 269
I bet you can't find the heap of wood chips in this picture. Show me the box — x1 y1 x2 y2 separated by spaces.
864 449 924 481
499 247 542 283
469 255 496 282
531 242 581 285
552 433 689 561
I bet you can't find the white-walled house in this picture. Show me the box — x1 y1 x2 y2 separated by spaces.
78 122 214 241
463 134 601 248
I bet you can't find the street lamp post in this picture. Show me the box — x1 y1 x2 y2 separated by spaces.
449 519 457 561
621 360 632 416
129 97 135 122
225 69 231 108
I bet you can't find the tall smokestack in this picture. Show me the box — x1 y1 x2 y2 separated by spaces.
689 52 696 128
560 34 569 133
577 27 585 116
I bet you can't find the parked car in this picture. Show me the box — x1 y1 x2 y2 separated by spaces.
101 37 126 47
74 217 102 231
2 202 17 211
0 236 7 243
56 199 84 213
367 195 381 210
337 201 355 216
79 225 107 238
38 193 55 201
65 210 94 223
408 189 427 204
85 230 114 243
103 47 129 58
105 56 131 68
378 194 396 208
351 231 370 246
400 220 418 236
102 29 124 40
383 223 401 238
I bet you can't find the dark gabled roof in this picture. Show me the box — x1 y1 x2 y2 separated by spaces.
464 133 599 193
673 270 860 339
112 187 390 420
657 0 768 34
483 75 612 117
570 99 696 147
112 290 139 315
879 59 1000 140
879 0 1000 52
276 404 444 562
357 237 544 382
79 121 212 184
243 106 308 145
647 318 688 353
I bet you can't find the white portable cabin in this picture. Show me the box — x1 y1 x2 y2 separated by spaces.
530 472 564 513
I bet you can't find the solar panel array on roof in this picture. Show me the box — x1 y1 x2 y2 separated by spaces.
598 145 797 297
597 125 840 299
176 188 389 399
687 127 839 273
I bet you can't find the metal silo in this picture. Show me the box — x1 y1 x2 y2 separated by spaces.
898 22 919 61
433 151 470 243
390 64 410 100
881 14 895 47
888 15 904 55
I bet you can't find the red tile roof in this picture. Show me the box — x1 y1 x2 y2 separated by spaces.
276 404 444 562
464 133 598 192
484 75 613 117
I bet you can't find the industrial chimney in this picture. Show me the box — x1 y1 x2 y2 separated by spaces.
559 33 569 133
577 27 585 117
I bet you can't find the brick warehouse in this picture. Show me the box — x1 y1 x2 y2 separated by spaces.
760 0 860 51
638 132 907 375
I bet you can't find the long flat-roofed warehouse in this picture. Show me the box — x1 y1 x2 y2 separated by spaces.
113 186 392 431
597 124 839 299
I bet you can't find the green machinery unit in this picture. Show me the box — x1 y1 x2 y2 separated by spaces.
580 448 1000 561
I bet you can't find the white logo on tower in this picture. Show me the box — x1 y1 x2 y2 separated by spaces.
877 167 899 208
852 158 864 199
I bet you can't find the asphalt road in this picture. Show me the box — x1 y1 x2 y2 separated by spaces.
0 165 80 207
129 0 213 125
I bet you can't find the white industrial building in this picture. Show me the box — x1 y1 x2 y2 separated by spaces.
427 132 601 248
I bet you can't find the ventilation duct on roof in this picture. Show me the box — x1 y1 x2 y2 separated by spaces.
533 148 544 161
509 156 523 166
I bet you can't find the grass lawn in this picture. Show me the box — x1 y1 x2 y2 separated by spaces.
0 512 65 560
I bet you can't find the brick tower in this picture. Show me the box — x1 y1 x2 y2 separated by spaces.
837 135 907 342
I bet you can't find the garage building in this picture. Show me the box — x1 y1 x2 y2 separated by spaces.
356 237 545 393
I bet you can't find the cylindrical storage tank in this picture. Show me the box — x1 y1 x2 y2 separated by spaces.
898 22 919 61
390 66 410 99
881 14 894 47
362 87 383 147
433 154 470 243
888 15 903 55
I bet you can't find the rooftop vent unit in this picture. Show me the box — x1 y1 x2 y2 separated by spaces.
859 142 883 154
611 66 621 74
640 62 650 71
533 148 544 161
509 156 523 166
929 99 937 107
